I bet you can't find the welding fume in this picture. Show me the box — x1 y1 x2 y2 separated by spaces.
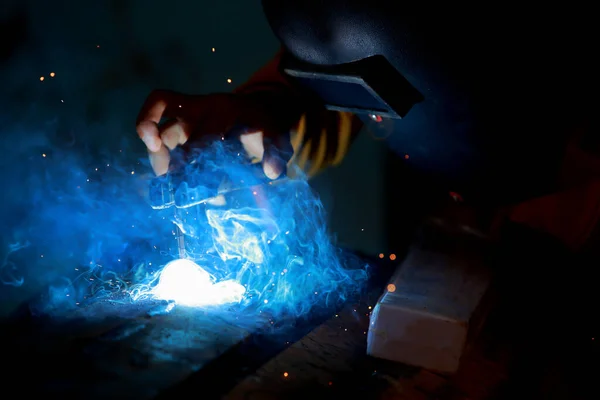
140 129 291 307
147 132 289 259
133 101 368 312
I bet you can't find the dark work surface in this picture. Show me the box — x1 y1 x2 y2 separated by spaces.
3 223 597 400
0 252 393 400
224 222 600 400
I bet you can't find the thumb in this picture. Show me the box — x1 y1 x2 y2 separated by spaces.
137 120 163 153
148 143 170 176
262 132 293 180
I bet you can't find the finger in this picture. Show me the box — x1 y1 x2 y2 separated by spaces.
160 120 190 150
136 90 191 152
137 120 162 152
239 130 265 161
148 143 170 176
136 89 189 125
262 131 293 180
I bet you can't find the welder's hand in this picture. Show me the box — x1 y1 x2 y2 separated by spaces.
136 90 296 178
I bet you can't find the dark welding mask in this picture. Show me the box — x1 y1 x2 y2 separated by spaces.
262 0 596 205
262 0 489 197
279 51 424 123
262 0 436 140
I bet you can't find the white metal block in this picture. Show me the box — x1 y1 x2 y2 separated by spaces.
367 222 492 374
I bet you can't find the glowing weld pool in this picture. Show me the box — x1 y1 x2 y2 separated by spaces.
150 258 246 307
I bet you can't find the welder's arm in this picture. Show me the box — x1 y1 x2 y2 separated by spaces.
235 48 363 178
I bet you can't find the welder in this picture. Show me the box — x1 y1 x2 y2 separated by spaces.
137 2 597 249
136 1 597 392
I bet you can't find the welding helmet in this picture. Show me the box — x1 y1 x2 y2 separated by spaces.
262 0 593 205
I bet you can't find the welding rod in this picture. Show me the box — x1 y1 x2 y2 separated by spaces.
169 186 187 259
174 223 186 259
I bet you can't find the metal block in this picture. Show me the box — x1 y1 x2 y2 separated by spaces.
367 222 493 373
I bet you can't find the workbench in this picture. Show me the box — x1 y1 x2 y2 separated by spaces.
2 223 596 400
3 298 263 399
0 254 384 400
0 257 498 400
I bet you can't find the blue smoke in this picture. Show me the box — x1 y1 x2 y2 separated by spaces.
1 125 368 320
0 124 171 315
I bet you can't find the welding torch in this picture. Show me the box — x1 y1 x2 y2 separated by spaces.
148 135 288 260
170 186 187 259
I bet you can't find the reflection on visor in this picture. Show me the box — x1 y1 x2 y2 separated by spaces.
359 114 397 141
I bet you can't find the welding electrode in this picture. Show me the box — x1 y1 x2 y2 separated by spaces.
169 185 186 259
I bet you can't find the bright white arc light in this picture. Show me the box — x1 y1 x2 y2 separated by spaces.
151 259 246 307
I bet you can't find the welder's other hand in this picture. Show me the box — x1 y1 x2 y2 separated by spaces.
136 89 295 178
